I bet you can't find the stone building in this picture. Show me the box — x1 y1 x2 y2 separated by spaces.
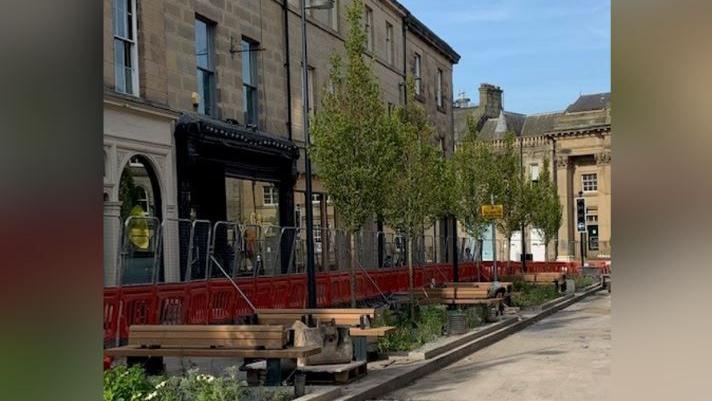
454 84 611 262
103 0 459 285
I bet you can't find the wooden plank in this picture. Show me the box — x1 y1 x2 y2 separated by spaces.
105 345 322 359
130 325 284 332
130 339 286 349
255 308 375 315
130 331 286 340
349 326 396 337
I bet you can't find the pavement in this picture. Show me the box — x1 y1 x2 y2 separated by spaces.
379 290 611 401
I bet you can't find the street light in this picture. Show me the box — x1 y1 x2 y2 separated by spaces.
301 0 334 309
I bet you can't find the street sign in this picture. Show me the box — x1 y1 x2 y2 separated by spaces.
481 204 504 219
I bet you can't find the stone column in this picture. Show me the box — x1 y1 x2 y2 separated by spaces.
556 156 574 261
103 201 123 286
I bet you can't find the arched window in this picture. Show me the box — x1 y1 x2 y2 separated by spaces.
119 155 161 221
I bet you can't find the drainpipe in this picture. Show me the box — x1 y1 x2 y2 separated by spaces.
283 0 293 141
401 14 409 105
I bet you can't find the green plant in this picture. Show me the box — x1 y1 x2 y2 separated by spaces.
310 0 399 306
574 275 595 290
511 285 560 308
530 160 562 266
464 305 488 329
104 364 153 401
376 305 447 352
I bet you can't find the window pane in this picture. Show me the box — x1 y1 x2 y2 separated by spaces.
195 20 209 69
114 39 126 92
113 0 127 37
244 85 257 125
241 40 252 85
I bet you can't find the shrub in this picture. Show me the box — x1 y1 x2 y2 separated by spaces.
511 285 560 308
103 365 153 401
376 305 447 352
574 275 595 290
104 365 292 401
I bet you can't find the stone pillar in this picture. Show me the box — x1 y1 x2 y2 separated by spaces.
556 156 574 261
103 201 123 286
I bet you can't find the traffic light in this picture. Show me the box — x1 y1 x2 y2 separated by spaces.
576 197 586 233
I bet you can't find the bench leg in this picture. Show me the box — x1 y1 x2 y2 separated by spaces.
265 358 282 386
352 336 368 362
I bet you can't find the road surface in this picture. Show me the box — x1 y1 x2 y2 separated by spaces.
381 290 611 401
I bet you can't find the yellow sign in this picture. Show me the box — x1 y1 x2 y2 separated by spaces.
481 204 504 219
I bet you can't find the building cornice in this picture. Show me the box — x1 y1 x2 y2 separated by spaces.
104 90 179 120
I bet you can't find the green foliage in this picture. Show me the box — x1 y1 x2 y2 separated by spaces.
383 77 444 238
103 365 153 401
104 366 291 401
574 275 595 290
452 119 490 239
530 159 562 260
510 283 560 308
310 0 399 234
119 168 140 221
493 133 533 244
376 305 448 352
464 305 488 329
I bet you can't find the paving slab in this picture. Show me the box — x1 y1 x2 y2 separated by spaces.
382 291 611 401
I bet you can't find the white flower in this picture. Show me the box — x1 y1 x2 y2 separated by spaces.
155 380 167 389
145 390 158 401
196 374 215 383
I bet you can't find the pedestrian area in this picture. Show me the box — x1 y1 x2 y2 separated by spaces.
380 291 611 401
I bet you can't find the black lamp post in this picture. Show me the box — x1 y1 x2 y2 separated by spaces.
300 0 334 309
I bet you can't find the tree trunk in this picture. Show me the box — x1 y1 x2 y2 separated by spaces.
350 231 357 307
506 234 512 274
408 236 415 320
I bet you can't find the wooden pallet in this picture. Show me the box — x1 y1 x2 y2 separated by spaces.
298 361 367 384
244 360 367 385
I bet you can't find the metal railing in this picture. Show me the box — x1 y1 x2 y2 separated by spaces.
108 214 593 286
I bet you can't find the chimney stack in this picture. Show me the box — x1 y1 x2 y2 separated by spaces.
479 83 503 118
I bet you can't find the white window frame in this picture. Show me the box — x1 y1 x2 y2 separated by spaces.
414 53 422 96
530 163 540 181
329 0 339 31
436 68 443 107
242 37 259 125
196 17 217 116
113 0 139 96
582 173 598 192
263 186 278 206
386 22 394 65
365 6 374 52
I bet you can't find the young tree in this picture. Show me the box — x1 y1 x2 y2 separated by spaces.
530 159 562 266
310 0 399 306
452 116 491 279
488 133 533 270
383 78 444 318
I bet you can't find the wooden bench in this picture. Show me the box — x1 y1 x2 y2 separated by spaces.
423 287 505 314
520 273 566 290
105 325 321 386
255 308 377 327
444 282 513 295
255 308 393 361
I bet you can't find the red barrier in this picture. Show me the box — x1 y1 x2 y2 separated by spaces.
104 260 581 343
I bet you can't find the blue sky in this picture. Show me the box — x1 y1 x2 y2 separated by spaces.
399 0 610 114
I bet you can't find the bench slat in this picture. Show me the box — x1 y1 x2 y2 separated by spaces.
105 345 321 359
130 325 284 332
